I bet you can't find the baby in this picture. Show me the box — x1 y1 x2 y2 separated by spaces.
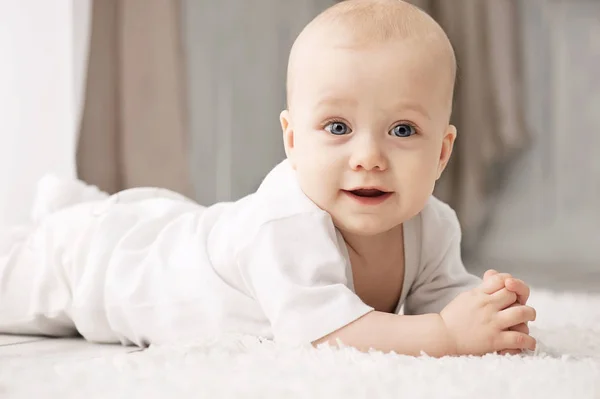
0 0 536 357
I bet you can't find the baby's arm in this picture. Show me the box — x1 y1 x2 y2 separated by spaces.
313 311 453 357
313 311 452 357
314 274 536 357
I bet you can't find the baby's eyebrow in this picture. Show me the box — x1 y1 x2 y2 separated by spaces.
312 96 432 121
314 96 358 109
393 101 431 121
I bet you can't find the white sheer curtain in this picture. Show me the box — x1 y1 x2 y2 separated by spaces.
0 0 90 225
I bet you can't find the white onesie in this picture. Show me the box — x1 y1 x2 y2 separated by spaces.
0 159 481 346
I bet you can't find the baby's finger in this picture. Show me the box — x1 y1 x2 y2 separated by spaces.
506 278 530 305
499 320 529 356
496 305 537 330
506 304 530 328
493 273 513 282
495 331 537 352
479 274 513 295
509 322 530 335
483 269 498 280
489 288 517 309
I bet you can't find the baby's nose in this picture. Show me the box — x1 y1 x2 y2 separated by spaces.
349 138 388 171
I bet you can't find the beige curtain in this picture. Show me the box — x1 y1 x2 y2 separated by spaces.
407 0 531 254
76 0 193 197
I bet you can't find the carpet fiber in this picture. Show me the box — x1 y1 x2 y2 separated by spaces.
3 288 600 399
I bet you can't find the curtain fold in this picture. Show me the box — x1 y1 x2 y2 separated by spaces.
76 0 193 197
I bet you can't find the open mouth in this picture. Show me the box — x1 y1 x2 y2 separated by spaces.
349 188 388 198
343 188 393 205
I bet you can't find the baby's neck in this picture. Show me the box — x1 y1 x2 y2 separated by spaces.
341 224 404 264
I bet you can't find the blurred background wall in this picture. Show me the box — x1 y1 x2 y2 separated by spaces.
477 1 600 282
1 0 598 289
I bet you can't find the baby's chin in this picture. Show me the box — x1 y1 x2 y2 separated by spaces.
332 213 402 237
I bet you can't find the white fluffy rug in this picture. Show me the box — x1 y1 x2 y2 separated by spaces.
3 288 600 399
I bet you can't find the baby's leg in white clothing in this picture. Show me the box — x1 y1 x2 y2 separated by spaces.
0 223 77 337
0 174 112 337
1 188 209 346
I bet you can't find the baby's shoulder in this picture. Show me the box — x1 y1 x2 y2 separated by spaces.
254 159 323 221
214 159 331 246
224 189 324 237
415 196 462 246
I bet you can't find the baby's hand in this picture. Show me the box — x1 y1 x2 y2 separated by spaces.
483 269 532 355
483 269 530 306
439 276 537 356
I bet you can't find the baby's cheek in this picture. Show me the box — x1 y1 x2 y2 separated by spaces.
400 170 436 202
295 165 336 206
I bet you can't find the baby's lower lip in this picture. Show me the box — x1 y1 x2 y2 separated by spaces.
342 190 393 205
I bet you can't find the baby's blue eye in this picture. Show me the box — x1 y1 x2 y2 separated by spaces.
325 122 350 135
390 124 416 137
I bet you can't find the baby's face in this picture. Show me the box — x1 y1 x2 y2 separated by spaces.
281 40 455 236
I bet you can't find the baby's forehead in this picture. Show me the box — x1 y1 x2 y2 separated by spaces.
306 40 446 81
286 1 456 107
289 39 454 109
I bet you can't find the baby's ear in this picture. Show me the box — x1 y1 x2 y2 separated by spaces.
437 124 457 179
280 110 296 169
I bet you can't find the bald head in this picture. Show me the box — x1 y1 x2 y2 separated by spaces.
286 0 456 109
302 0 449 45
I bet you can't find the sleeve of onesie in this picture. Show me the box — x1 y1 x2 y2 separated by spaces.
237 211 374 345
403 202 482 315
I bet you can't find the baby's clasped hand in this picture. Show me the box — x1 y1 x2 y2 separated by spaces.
482 270 533 355
439 270 537 356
